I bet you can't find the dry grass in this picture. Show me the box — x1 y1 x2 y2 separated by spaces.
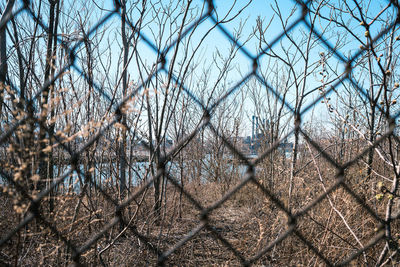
1 155 398 267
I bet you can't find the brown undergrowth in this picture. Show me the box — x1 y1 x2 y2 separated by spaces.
1 160 398 266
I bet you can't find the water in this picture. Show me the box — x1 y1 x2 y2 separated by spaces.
0 155 254 193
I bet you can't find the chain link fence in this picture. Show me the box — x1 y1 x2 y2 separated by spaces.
1 0 400 266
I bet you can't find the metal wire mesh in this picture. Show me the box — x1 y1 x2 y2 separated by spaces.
1 0 400 266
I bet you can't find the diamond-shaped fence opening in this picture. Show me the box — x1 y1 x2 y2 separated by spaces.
1 0 400 266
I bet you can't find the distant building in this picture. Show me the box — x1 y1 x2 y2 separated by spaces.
246 115 292 155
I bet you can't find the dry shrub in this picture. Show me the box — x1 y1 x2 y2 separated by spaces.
1 153 398 266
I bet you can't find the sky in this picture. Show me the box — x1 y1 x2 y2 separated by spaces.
59 0 400 140
5 0 399 140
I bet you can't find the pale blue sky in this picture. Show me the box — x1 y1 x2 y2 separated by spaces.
64 0 399 138
8 0 397 139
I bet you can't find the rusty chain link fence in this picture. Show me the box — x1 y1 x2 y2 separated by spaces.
1 0 400 266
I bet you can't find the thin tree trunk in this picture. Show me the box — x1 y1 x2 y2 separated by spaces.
119 0 128 199
38 0 57 192
0 0 15 119
288 122 299 208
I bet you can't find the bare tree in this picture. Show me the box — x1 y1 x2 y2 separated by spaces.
315 1 400 264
